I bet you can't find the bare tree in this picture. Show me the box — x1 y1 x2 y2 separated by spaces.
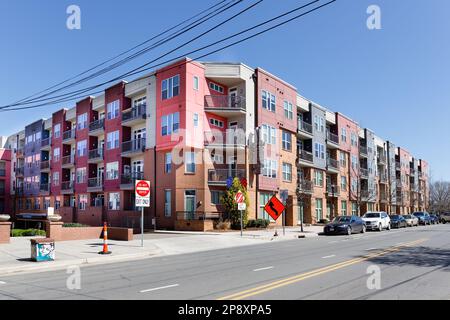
349 165 377 216
429 181 450 214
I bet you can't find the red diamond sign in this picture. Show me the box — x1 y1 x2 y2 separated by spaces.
264 195 285 221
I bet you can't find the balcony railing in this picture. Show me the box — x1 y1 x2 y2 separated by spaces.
40 183 50 192
120 172 144 186
122 138 146 154
379 193 388 202
88 148 104 161
327 157 339 170
16 167 24 176
297 180 313 194
379 174 388 183
410 167 416 175
298 150 313 163
204 95 246 111
360 168 369 178
88 177 103 189
16 148 24 157
377 154 387 164
122 104 146 123
298 120 313 135
63 129 76 141
62 154 75 166
61 181 74 191
41 137 51 148
89 118 105 132
40 160 50 171
395 162 401 170
208 169 245 184
359 146 368 156
326 131 339 145
326 185 340 197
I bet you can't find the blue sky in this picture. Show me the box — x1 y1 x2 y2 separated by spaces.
0 0 448 179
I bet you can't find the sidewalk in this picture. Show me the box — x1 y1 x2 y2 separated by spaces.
0 226 322 276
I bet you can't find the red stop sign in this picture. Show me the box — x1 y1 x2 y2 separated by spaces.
136 180 150 197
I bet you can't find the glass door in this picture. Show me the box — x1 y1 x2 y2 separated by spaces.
184 190 196 220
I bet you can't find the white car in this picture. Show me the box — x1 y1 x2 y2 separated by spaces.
403 214 419 227
362 211 391 231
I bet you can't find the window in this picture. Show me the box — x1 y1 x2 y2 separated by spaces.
212 153 223 164
351 132 358 147
107 100 120 120
261 124 277 145
314 143 325 159
44 198 51 210
315 199 323 221
53 172 60 186
314 116 325 132
283 101 293 119
209 82 224 93
341 176 347 191
262 90 276 112
282 163 292 182
351 202 358 215
53 148 60 162
341 201 347 216
78 195 88 210
351 155 358 170
185 151 196 173
77 113 88 130
351 178 358 193
165 153 172 173
209 118 224 128
314 170 323 186
162 75 180 100
108 192 120 210
54 124 61 139
282 131 292 151
77 140 87 157
164 190 172 217
134 96 146 108
211 191 224 205
76 168 87 184
193 76 199 91
340 152 346 167
161 112 180 136
259 193 275 221
106 162 119 180
340 128 347 142
34 198 41 210
107 131 120 150
262 159 277 178
193 113 199 127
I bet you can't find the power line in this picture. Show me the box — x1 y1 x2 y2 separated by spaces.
6 0 242 107
1 0 337 112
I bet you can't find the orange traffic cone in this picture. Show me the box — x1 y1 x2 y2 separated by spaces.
99 222 111 255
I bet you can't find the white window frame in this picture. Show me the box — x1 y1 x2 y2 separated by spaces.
164 190 172 217
162 75 180 100
185 151 196 174
283 101 293 119
108 192 120 210
262 90 276 112
77 140 87 157
282 163 292 182
193 76 199 91
106 162 119 180
107 131 119 150
77 113 88 130
107 100 120 120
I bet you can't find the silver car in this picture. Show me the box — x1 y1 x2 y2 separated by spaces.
403 214 419 227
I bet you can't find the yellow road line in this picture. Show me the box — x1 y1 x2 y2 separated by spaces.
217 238 427 300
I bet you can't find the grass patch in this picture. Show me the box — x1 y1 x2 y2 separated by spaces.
63 223 90 228
12 229 46 237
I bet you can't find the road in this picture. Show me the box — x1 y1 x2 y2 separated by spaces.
0 224 449 300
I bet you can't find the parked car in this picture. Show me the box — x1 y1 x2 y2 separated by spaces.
413 212 431 225
323 216 366 235
429 214 440 224
440 212 450 224
403 214 419 227
390 215 407 228
362 212 391 231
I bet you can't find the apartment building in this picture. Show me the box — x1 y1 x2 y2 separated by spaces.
4 57 430 230
0 147 12 214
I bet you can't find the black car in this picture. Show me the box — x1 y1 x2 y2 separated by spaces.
324 216 366 235
429 214 440 224
389 215 407 228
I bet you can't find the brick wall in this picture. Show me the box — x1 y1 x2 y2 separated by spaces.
0 222 11 244
175 220 214 231
45 222 133 241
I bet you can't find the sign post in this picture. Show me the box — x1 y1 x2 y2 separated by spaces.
135 180 151 247
264 195 286 236
235 191 246 237
280 190 288 236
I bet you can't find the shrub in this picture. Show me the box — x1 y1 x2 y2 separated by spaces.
247 219 270 229
12 229 46 237
221 178 249 230
215 221 231 231
319 218 330 224
63 223 89 228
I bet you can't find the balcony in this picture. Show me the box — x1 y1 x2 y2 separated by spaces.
204 95 246 117
379 174 388 184
360 190 373 202
359 146 368 157
61 181 74 194
16 167 24 177
326 157 339 173
360 168 369 178
298 150 314 166
88 148 104 163
16 148 24 158
326 185 340 197
40 183 50 195
326 131 339 148
121 138 146 157
208 169 245 186
62 154 75 168
120 172 144 190
377 154 387 164
297 120 313 138
410 167 416 175
63 129 76 143
122 105 147 126
40 160 51 172
204 132 245 150
395 162 401 171
41 137 51 150
297 180 313 195
89 119 105 136
87 177 103 192
379 193 388 203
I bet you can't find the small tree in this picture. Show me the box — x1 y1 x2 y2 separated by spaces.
221 178 249 229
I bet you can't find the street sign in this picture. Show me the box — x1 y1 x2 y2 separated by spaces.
235 191 245 204
264 195 285 221
135 180 150 208
238 203 246 211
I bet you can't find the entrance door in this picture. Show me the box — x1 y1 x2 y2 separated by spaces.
97 167 104 184
229 88 238 108
134 128 146 150
132 160 144 179
184 190 196 220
